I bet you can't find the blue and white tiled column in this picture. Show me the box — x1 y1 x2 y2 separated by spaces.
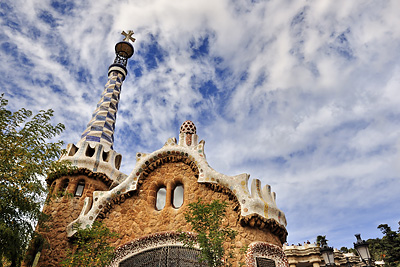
61 34 135 185
77 71 124 150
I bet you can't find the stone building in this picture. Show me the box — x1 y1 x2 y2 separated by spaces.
30 32 289 266
283 244 362 267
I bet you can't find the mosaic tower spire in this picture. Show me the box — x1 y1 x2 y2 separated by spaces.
77 31 135 150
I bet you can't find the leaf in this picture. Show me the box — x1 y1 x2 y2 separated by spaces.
180 199 237 267
0 94 66 266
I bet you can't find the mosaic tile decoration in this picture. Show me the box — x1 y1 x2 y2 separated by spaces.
67 121 287 237
77 71 124 150
246 242 289 267
180 120 196 134
180 120 197 146
109 231 199 267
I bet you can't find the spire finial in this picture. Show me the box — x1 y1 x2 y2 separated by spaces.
121 30 136 43
108 31 135 78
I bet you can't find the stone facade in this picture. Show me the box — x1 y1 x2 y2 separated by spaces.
33 157 287 266
35 171 109 266
101 161 282 262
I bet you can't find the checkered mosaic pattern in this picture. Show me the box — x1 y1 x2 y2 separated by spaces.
79 71 124 149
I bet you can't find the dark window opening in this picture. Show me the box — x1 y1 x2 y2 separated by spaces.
85 145 95 157
156 187 167 210
172 184 184 208
75 180 85 197
68 144 78 156
60 179 69 194
115 154 122 169
102 151 109 162
256 257 276 267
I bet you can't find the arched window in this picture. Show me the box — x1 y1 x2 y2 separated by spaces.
75 180 85 197
85 145 95 157
172 184 184 208
156 187 167 210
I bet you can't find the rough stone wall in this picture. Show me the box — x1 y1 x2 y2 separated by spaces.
100 162 282 265
36 175 108 267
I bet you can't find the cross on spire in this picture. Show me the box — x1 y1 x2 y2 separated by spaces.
121 30 136 43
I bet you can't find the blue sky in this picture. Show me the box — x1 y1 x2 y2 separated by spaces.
1 0 400 249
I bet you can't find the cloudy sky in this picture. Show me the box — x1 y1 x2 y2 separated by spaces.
1 0 400 249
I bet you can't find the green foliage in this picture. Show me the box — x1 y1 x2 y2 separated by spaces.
339 246 357 255
46 160 77 182
368 237 386 261
61 221 118 267
368 222 400 267
0 95 65 267
45 190 73 205
24 232 46 266
180 199 237 267
316 235 327 246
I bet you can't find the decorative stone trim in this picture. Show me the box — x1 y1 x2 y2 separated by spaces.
60 142 127 186
135 152 199 179
205 183 287 243
108 231 198 267
241 215 288 244
108 65 127 79
246 242 289 267
47 167 114 188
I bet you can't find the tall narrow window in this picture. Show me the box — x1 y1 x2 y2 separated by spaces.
75 180 85 197
172 185 184 208
61 179 69 192
156 187 167 210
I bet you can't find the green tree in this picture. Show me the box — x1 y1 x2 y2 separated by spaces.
61 221 118 267
180 199 237 267
0 95 65 267
316 235 327 246
371 222 400 267
339 246 357 255
368 237 386 261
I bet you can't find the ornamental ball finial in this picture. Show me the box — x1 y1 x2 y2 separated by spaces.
114 30 136 60
180 120 196 134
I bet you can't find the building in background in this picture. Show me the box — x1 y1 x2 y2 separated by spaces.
284 243 367 267
28 32 289 267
